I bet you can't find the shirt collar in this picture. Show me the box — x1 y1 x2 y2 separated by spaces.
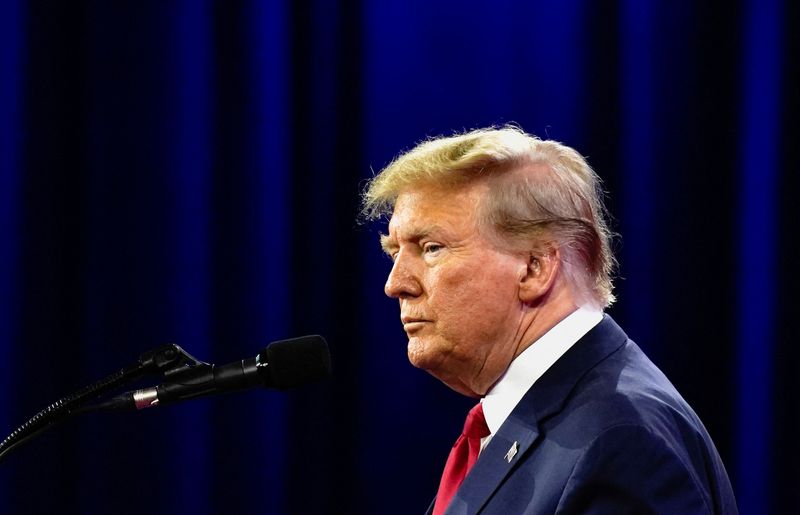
481 307 603 434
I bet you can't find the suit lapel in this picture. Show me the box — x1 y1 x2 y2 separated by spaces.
443 315 629 515
444 415 539 514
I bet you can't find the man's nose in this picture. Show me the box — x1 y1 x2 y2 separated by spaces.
384 252 422 299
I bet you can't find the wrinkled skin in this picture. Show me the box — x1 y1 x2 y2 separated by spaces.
382 182 571 397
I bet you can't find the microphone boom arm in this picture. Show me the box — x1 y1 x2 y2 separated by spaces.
0 343 210 463
0 336 330 463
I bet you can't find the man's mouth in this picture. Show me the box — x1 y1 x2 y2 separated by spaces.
401 316 431 332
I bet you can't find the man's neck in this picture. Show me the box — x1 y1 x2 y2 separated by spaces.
482 306 604 435
512 286 579 362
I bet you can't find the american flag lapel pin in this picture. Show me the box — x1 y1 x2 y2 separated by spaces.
505 441 519 463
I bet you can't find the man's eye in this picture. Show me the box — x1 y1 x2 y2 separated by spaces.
423 243 443 254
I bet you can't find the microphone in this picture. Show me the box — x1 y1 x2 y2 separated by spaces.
90 335 331 411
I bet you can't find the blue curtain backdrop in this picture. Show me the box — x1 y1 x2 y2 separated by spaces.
0 1 796 513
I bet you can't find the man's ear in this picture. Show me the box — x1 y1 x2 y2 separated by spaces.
519 248 560 304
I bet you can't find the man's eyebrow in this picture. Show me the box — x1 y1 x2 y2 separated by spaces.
379 225 445 254
407 225 443 241
379 234 397 255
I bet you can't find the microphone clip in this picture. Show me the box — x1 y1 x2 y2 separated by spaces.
138 344 211 378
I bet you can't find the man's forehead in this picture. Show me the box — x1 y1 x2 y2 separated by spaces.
386 187 482 241
387 191 448 233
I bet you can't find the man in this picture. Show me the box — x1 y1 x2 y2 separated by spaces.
362 127 737 514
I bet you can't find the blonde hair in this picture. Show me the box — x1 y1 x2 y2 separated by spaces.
362 126 616 308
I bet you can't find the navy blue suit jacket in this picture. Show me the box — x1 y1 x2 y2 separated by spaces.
428 315 737 514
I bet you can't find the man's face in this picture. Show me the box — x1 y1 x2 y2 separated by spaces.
382 182 529 397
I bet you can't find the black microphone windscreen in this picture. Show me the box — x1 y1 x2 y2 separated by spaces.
260 335 331 389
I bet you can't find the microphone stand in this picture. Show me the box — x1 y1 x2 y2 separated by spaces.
0 343 208 463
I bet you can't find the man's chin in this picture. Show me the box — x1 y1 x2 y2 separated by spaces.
405 340 478 396
406 337 448 370
406 338 432 370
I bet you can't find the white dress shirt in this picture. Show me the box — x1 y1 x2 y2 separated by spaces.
480 307 603 451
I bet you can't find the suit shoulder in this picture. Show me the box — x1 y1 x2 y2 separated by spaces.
546 341 737 513
555 423 722 514
563 340 703 433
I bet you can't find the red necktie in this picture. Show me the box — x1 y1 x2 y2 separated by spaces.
432 402 491 515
